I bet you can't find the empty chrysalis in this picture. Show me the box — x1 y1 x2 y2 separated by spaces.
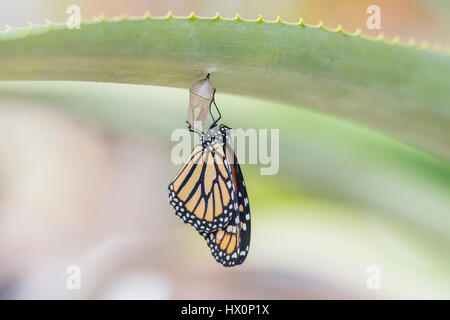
187 73 221 131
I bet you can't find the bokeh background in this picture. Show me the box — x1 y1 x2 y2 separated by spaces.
0 0 449 299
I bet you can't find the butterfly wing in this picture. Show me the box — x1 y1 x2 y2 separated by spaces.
203 142 251 267
168 141 237 233
233 146 251 263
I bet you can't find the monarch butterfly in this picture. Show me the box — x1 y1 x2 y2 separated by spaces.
168 124 251 267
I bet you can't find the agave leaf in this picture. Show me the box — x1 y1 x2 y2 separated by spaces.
0 14 449 159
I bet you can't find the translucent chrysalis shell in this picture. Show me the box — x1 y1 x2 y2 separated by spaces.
188 75 215 130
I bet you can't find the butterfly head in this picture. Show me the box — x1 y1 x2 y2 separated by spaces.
202 125 231 148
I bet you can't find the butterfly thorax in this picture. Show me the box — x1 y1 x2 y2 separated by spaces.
201 126 231 149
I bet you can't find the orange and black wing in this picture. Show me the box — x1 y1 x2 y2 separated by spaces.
203 142 250 267
168 142 237 233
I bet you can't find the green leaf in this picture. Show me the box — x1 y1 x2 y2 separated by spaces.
0 14 449 159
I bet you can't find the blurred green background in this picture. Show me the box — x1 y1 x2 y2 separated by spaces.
0 0 449 299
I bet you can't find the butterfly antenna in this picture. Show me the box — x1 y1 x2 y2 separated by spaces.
186 121 203 136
